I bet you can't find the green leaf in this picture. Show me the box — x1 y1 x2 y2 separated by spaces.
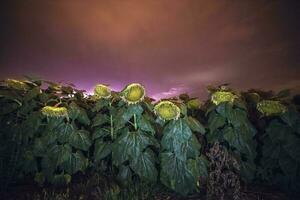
276 89 290 99
280 108 300 128
55 123 74 143
240 161 256 182
160 152 196 195
115 104 144 129
187 155 209 178
137 114 155 135
117 165 132 184
161 119 192 161
112 129 155 166
92 114 109 127
186 134 201 159
92 99 109 112
33 138 46 157
94 140 111 162
130 149 157 182
68 102 90 125
208 111 226 133
61 151 88 174
24 87 40 101
69 130 91 151
92 127 110 140
266 120 290 143
186 116 205 134
279 150 298 177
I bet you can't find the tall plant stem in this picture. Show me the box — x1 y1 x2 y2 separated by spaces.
133 114 137 131
109 102 114 140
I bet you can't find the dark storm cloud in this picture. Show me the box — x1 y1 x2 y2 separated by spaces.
0 0 299 99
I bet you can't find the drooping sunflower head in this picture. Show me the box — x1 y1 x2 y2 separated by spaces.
211 91 237 105
121 83 145 104
154 101 181 121
41 106 68 118
256 100 287 116
187 98 202 110
94 84 111 99
5 79 30 90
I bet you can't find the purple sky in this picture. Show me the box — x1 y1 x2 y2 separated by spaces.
1 0 299 99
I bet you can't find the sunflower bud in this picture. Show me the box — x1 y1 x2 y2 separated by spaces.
121 83 145 104
211 91 237 105
257 100 287 116
5 79 30 90
154 101 181 120
41 106 68 118
187 98 202 110
94 84 111 99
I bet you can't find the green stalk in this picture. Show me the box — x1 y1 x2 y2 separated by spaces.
109 102 114 140
133 114 137 131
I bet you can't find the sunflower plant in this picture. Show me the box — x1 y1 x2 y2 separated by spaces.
206 88 257 183
91 83 159 185
154 100 207 195
254 95 300 192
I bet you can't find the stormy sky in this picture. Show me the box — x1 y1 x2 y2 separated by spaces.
1 0 299 99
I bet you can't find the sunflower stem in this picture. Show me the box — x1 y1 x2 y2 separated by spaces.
109 102 114 140
133 114 137 131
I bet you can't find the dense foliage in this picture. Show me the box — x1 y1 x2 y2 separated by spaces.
0 79 300 197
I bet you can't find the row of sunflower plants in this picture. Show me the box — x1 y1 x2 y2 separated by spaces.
0 78 93 187
243 89 300 193
0 78 208 196
90 83 208 195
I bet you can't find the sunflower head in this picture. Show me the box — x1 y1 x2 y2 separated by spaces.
154 101 181 121
41 106 68 118
211 91 237 105
121 83 145 104
94 84 111 99
257 100 287 116
187 98 202 110
5 79 30 90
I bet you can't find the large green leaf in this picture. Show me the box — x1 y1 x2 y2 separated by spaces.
160 152 196 195
115 104 144 130
161 119 192 161
137 114 155 135
69 130 91 151
92 127 110 140
187 155 208 179
94 140 112 162
112 129 154 166
130 149 157 182
92 114 109 127
68 102 90 125
208 111 226 133
61 151 88 174
186 116 205 134
117 165 132 184
55 123 74 143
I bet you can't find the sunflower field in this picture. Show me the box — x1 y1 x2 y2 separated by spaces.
0 78 299 199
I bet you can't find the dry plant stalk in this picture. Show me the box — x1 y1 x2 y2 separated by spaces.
207 142 241 200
